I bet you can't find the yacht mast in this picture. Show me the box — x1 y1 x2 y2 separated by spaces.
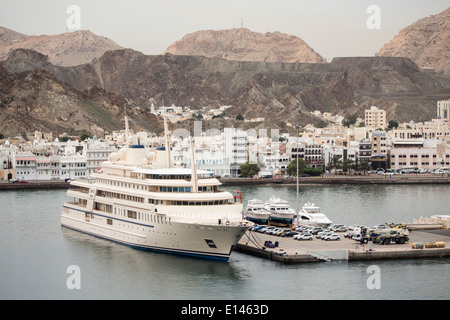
163 116 172 168
124 104 130 149
190 136 198 193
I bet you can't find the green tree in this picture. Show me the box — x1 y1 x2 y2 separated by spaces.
239 162 260 177
342 114 357 127
286 157 306 176
304 167 322 176
59 134 70 142
80 132 92 141
328 155 342 173
342 158 355 173
358 160 370 175
315 119 329 128
236 114 245 121
388 120 399 129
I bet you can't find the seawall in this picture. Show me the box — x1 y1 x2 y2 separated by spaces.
220 174 450 186
0 181 70 190
1 174 449 191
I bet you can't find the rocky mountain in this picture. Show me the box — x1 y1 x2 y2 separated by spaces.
0 27 123 66
2 48 449 137
0 27 30 46
377 7 450 76
0 61 163 138
164 28 326 63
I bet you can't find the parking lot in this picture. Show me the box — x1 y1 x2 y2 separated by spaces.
240 226 450 256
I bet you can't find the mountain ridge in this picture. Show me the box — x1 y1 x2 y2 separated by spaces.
0 27 123 67
2 48 449 137
164 28 326 63
377 7 450 76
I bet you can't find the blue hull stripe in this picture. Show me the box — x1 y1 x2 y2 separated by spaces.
61 223 230 261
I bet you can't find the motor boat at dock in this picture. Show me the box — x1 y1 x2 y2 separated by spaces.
245 199 270 225
297 202 332 228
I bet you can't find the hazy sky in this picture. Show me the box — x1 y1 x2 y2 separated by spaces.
1 0 448 61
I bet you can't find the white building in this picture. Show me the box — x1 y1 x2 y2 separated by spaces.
35 155 61 180
224 128 248 177
262 153 290 173
15 152 36 181
85 139 117 176
60 154 87 180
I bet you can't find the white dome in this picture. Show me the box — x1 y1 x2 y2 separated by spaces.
109 152 119 162
117 148 127 161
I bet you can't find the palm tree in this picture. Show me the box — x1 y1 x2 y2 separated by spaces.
358 161 370 175
328 155 342 174
343 158 355 173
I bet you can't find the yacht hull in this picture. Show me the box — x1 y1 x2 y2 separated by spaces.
61 205 249 261
245 215 269 225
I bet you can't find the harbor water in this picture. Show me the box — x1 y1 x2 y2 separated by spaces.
0 184 449 300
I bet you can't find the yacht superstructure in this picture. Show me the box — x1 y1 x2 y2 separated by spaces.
61 118 252 261
265 197 296 226
298 202 332 227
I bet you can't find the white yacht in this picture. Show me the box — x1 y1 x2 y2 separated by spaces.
265 197 296 226
245 199 270 225
298 202 332 227
60 118 252 261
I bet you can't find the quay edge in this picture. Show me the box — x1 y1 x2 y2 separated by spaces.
234 243 450 264
234 228 450 264
0 181 70 190
1 174 449 191
220 175 450 186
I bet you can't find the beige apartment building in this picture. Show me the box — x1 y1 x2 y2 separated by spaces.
390 137 450 171
365 106 386 129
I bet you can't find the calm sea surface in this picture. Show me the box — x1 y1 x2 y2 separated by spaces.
0 184 449 300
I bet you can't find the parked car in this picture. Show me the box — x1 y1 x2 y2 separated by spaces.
334 226 347 232
251 225 261 231
294 233 313 240
264 226 277 234
310 227 324 235
271 228 286 236
317 231 333 239
280 231 299 237
323 233 341 241
330 224 345 232
256 226 269 233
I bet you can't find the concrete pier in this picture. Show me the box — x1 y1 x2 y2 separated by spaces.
235 229 450 264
